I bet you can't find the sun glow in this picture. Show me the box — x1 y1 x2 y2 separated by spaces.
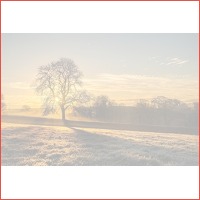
55 97 59 102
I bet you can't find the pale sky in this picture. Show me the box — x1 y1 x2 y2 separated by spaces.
2 33 198 108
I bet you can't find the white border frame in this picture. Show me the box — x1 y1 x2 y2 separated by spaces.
1 1 199 33
1 1 199 199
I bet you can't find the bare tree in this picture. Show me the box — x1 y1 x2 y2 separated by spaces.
21 105 31 112
136 99 150 109
35 58 89 120
151 96 188 110
94 95 114 108
93 95 116 121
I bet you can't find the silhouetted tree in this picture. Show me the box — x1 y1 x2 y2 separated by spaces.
35 58 89 120
93 96 115 121
136 99 150 108
21 105 31 112
94 95 114 108
151 96 186 110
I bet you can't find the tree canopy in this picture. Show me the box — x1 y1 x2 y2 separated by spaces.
35 58 89 120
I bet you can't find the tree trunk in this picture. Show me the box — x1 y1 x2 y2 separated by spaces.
61 106 66 121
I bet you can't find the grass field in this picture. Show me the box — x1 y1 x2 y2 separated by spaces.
2 122 198 166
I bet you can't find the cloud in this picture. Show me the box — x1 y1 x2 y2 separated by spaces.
4 74 197 107
9 82 31 90
166 57 188 66
83 74 198 104
150 56 189 66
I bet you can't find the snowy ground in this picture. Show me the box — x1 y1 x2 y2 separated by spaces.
2 122 198 166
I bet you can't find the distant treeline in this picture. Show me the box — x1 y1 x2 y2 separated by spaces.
73 96 198 128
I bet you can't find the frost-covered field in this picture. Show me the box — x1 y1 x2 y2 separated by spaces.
2 123 198 166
